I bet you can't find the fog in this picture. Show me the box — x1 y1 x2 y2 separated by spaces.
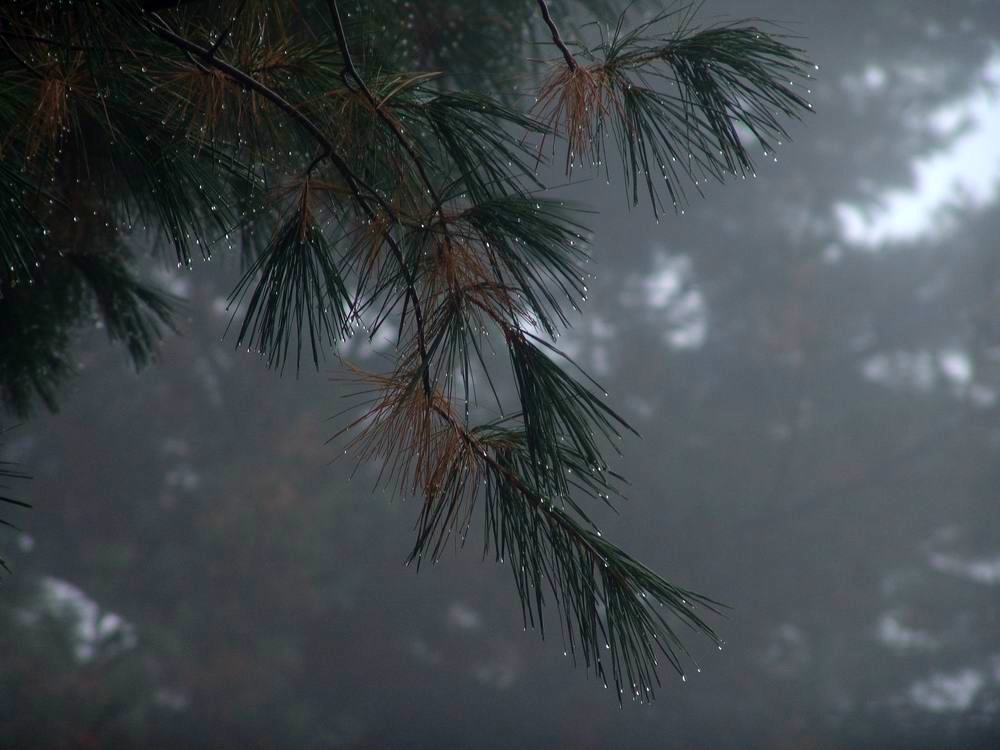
2 1 1000 747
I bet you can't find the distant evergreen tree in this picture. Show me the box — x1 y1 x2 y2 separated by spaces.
0 0 812 700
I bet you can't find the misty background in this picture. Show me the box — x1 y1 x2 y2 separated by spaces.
2 0 1000 747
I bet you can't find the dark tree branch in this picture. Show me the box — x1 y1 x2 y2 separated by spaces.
326 0 464 395
145 11 435 396
146 13 342 172
326 0 377 105
430 402 604 557
536 0 578 71
326 0 454 244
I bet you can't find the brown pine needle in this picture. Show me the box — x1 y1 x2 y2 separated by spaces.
534 64 613 174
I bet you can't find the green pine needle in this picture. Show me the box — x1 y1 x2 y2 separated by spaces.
68 251 177 370
228 199 352 373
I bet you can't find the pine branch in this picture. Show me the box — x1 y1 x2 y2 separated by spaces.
227 179 351 372
338 308 718 701
0 1 817 702
534 8 814 214
66 250 177 369
143 13 347 179
455 196 592 334
343 377 722 702
402 91 548 202
0 160 48 283
505 329 636 484
326 0 451 395
144 10 436 392
327 0 461 280
480 470 723 703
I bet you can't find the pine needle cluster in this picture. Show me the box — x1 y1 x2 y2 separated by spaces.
0 0 813 701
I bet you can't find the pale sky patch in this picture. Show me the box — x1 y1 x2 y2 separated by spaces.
835 54 1000 248
621 252 708 350
15 576 137 663
908 669 984 712
877 612 939 651
929 551 1000 585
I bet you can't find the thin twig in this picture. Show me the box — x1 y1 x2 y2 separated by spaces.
536 0 578 71
327 0 453 243
326 0 459 393
326 0 377 105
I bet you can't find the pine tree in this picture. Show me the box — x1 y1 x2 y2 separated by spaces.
0 0 813 701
